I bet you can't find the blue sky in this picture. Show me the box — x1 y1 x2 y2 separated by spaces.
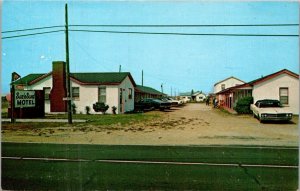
2 1 299 95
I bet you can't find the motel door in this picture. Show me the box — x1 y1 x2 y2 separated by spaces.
119 88 124 113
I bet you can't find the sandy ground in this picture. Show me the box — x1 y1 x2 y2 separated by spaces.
2 103 299 146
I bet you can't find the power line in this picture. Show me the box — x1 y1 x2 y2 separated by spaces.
3 23 298 34
2 25 64 33
2 30 64 39
2 27 298 39
69 23 299 27
69 29 299 37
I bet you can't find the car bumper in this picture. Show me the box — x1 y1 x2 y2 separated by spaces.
159 105 171 109
260 116 293 121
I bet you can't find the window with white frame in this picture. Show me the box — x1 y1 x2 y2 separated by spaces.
221 84 225 90
43 87 51 100
279 87 288 105
98 86 106 103
72 87 80 99
128 88 133 99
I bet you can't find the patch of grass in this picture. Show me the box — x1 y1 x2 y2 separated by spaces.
1 113 161 129
46 113 161 126
1 122 67 130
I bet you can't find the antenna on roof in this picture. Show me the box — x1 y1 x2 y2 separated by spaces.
142 70 144 86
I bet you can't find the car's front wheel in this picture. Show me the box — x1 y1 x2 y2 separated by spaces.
258 116 263 123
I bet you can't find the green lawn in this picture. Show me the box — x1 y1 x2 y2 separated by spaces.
52 112 160 126
1 112 161 129
2 143 298 190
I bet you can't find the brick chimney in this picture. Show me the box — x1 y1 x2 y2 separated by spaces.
50 61 67 112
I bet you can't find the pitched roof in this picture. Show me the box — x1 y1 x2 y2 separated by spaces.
70 72 136 86
179 92 191 96
135 85 165 95
192 91 205 96
216 69 299 95
13 72 136 86
214 76 245 86
179 91 205 96
247 69 298 85
13 73 49 85
216 83 251 94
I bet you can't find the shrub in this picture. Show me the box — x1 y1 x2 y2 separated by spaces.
234 96 253 114
112 106 117 114
85 106 91 115
93 102 109 114
71 103 77 114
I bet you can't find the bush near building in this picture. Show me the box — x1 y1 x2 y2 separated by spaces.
234 96 253 114
93 102 109 114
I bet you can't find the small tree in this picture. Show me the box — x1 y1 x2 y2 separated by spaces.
85 106 91 115
112 106 117 114
93 102 109 114
234 96 253 114
71 103 77 114
191 89 194 96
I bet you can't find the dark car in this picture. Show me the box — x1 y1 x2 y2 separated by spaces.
135 98 171 111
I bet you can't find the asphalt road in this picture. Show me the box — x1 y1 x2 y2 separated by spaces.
2 142 298 190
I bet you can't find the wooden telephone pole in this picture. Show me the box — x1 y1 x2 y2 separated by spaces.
10 73 15 123
65 4 72 124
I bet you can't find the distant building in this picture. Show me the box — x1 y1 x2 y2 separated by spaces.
216 69 299 114
12 61 136 114
179 91 206 102
193 91 206 102
134 85 165 102
179 92 191 103
213 76 245 94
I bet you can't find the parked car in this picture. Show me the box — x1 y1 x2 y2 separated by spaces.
250 99 293 122
180 96 190 103
135 98 171 111
161 97 182 106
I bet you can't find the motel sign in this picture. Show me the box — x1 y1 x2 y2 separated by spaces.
14 90 36 108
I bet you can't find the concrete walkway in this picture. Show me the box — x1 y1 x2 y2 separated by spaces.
1 118 87 123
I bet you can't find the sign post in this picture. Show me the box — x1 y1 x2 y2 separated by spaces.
10 73 15 123
10 72 21 123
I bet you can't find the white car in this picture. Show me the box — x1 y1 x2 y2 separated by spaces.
181 96 191 103
162 97 182 106
250 99 293 122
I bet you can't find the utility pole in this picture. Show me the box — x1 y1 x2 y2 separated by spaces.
142 70 143 86
119 65 121 72
10 73 15 123
161 83 163 94
171 87 172 97
65 4 72 124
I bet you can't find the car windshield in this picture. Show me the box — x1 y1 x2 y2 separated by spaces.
258 101 282 108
